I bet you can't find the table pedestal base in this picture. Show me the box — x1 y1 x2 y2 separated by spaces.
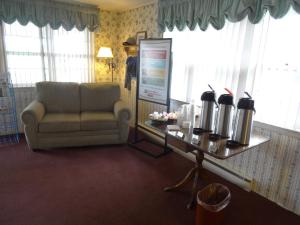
164 152 204 209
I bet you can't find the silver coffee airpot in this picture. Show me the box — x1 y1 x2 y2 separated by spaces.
199 85 218 131
214 89 234 138
231 92 256 145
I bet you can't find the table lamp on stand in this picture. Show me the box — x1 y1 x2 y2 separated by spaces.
97 47 116 82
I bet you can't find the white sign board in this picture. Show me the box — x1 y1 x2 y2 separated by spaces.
138 39 172 105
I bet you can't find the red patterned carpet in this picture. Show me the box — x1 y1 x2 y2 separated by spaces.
0 137 299 225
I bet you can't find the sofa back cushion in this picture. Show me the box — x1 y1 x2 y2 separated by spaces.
36 82 80 113
80 83 120 112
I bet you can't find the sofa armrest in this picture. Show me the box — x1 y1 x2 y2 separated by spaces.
21 100 45 130
114 100 131 122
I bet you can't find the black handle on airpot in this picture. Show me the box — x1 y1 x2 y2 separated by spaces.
237 92 256 112
201 91 216 101
201 84 218 107
218 94 234 106
218 88 235 107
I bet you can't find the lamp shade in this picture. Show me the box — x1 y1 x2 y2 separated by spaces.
97 47 113 58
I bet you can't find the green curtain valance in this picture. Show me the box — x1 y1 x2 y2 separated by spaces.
158 0 300 31
0 0 99 31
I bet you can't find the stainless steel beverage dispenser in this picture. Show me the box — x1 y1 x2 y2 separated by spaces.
199 85 218 131
232 92 255 145
215 90 234 138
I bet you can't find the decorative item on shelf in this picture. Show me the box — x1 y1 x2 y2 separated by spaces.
123 37 137 56
136 31 147 45
97 47 116 82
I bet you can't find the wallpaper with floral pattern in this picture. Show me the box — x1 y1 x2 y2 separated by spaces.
95 2 163 128
94 10 119 82
95 3 161 83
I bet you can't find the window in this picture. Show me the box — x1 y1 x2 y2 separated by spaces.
164 9 300 131
3 21 94 86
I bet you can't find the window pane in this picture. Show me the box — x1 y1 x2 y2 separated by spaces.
6 55 44 86
43 26 92 83
164 18 249 105
4 21 44 87
248 10 300 131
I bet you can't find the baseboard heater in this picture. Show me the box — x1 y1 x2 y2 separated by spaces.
139 127 253 191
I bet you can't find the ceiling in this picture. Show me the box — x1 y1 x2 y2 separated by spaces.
69 0 155 11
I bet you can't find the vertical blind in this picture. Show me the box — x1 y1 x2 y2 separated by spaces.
164 8 300 131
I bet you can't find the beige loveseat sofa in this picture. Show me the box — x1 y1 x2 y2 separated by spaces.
21 82 131 150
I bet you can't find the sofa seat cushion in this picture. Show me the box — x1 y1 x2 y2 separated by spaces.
81 112 118 131
39 113 80 133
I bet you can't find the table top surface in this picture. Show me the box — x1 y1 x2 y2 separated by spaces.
145 120 270 160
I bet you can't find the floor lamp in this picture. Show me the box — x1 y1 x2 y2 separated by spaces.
97 47 116 82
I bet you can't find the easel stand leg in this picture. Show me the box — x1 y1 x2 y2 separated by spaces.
128 125 172 158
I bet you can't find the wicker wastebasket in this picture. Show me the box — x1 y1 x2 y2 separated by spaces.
196 183 231 225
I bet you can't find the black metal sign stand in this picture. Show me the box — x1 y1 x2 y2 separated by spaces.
129 38 172 158
129 100 171 158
